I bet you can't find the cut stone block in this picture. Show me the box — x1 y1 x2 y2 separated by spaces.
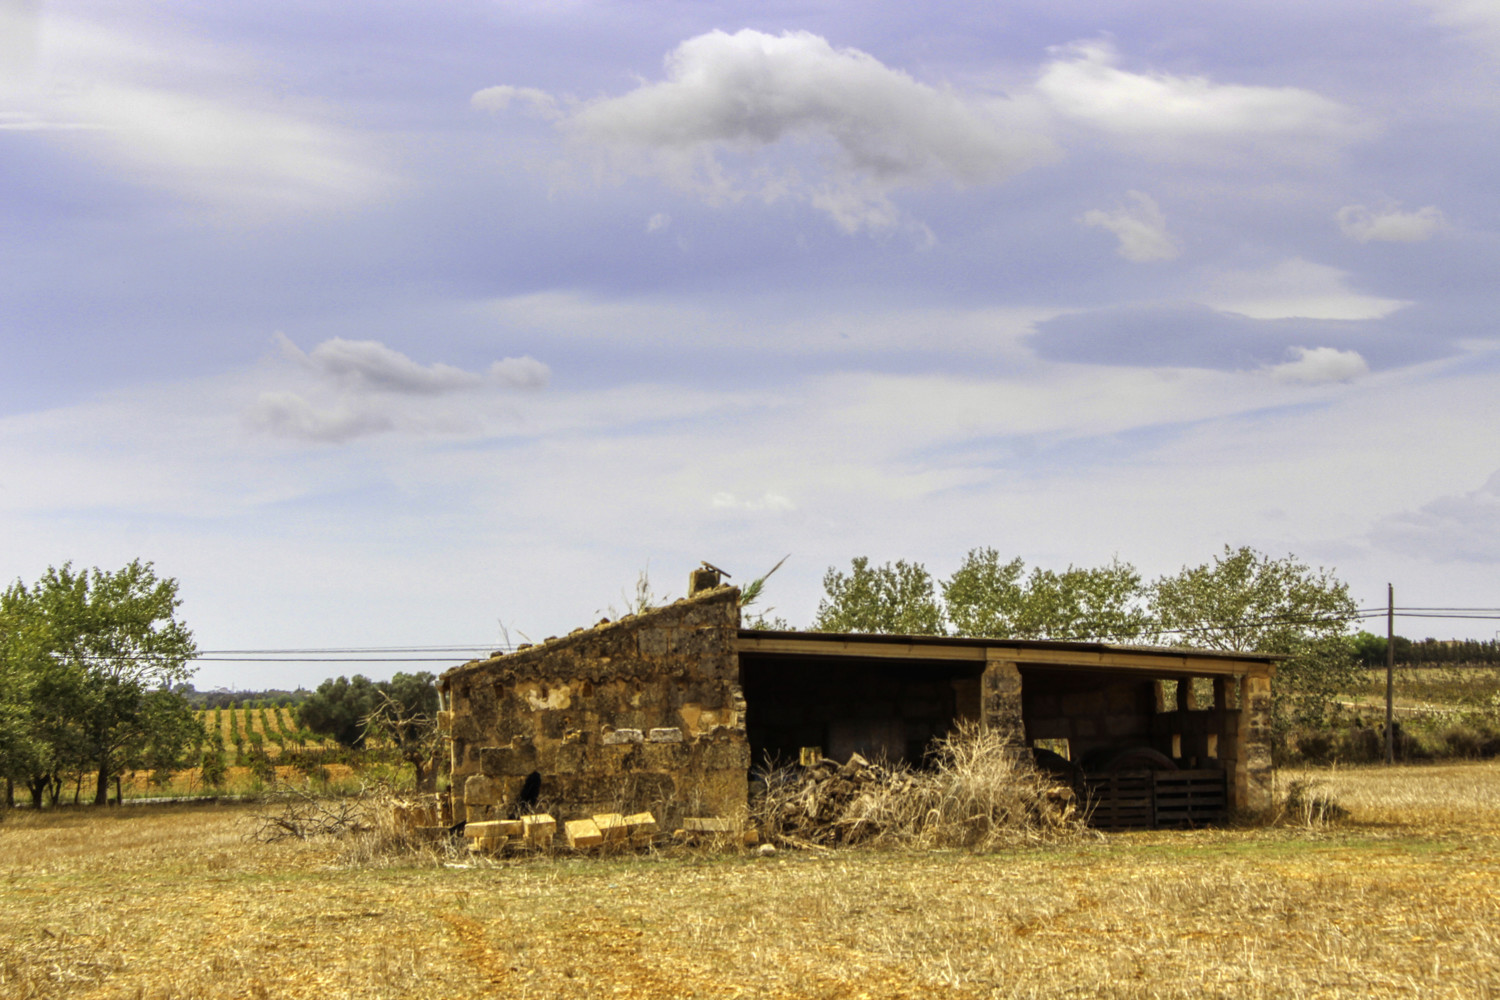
593 813 628 842
623 812 658 836
464 774 507 806
601 728 644 745
468 835 508 852
521 814 556 845
565 818 604 849
647 727 683 743
682 816 736 833
465 820 523 840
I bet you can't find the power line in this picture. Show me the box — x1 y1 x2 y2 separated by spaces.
81 608 1500 664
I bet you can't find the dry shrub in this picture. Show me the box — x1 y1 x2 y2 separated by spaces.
337 788 469 866
1276 777 1348 827
249 784 466 865
754 723 1085 851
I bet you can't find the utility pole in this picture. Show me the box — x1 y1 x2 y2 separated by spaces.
1386 583 1395 765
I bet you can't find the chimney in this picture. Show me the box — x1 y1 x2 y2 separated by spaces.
688 562 729 596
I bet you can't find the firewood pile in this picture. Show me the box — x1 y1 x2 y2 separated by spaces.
754 753 918 847
755 733 1085 851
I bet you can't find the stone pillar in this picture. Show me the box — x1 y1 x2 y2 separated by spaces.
1235 670 1273 812
981 655 1023 739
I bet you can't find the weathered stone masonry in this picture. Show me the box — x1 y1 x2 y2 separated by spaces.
439 583 1278 829
439 586 748 830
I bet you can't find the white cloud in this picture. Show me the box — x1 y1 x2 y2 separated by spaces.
1337 204 1449 243
275 333 548 394
277 334 479 394
1373 470 1500 563
247 336 550 442
475 289 1060 357
488 357 551 388
246 392 394 444
646 212 671 233
1424 0 1500 56
1080 191 1180 262
1036 40 1364 149
477 29 1056 233
470 85 562 119
2 12 388 212
711 491 797 512
1266 346 1370 384
1202 258 1410 321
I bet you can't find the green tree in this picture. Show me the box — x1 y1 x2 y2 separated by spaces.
363 672 441 786
0 609 50 806
1352 631 1414 668
298 675 384 748
127 686 202 790
943 549 1151 640
199 732 228 789
812 557 944 635
2 562 196 805
1150 546 1358 739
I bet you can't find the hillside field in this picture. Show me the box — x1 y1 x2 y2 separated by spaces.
3 761 1499 999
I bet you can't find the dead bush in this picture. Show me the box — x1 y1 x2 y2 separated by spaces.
1277 777 1348 828
753 723 1086 851
251 786 372 842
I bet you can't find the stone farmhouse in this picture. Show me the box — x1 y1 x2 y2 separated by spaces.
437 572 1275 832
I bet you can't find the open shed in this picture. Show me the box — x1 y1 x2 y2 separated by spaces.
437 582 1275 832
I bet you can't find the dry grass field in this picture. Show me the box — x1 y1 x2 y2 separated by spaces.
3 761 1499 999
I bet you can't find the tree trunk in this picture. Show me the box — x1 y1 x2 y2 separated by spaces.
28 777 45 810
115 775 123 805
95 764 110 806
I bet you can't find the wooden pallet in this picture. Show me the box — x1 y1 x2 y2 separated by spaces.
1084 769 1227 831
1152 770 1228 829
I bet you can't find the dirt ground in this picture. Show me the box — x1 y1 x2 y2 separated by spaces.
2 761 1499 999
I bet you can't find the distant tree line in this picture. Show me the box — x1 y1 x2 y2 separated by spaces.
184 687 312 710
1352 634 1500 668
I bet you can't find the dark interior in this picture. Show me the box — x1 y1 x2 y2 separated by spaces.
739 652 982 768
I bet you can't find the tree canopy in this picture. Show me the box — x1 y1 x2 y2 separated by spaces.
0 561 198 805
812 557 944 635
812 545 1360 745
1151 545 1358 733
298 671 440 780
943 549 1151 641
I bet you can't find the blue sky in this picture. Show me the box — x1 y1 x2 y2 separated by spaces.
3 1 1499 689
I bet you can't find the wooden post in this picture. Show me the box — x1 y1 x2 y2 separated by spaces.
1385 583 1395 765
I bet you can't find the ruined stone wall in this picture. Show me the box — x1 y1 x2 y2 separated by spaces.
438 586 747 829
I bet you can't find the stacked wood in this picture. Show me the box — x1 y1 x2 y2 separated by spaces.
754 754 919 847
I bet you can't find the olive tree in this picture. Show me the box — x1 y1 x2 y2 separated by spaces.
812 557 944 635
1150 546 1358 740
943 549 1151 640
1 561 197 805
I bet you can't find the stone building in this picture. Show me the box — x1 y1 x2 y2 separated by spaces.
437 580 1276 831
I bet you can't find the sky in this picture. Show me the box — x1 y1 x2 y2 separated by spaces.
3 1 1499 690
